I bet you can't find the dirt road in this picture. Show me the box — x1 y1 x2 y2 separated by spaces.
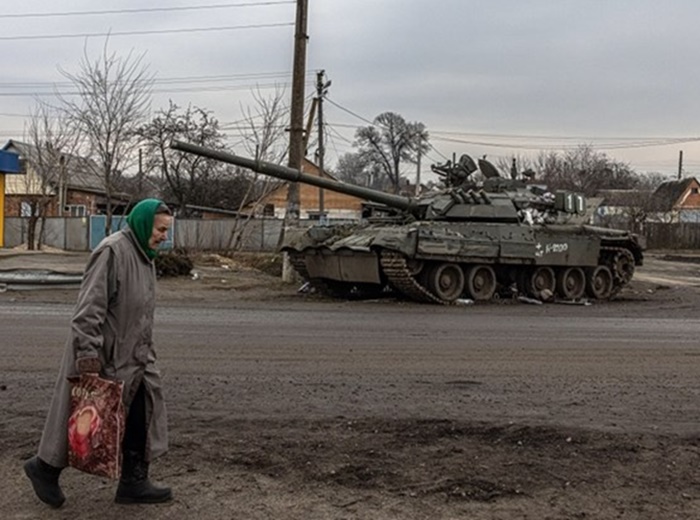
2 252 700 519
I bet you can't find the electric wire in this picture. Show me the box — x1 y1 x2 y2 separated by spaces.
0 22 294 41
325 98 700 153
0 2 294 19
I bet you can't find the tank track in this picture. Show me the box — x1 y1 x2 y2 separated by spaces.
379 251 448 305
601 246 635 295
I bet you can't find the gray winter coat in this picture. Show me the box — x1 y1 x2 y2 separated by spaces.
38 227 168 468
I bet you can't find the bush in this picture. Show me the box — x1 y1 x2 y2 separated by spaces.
155 248 194 277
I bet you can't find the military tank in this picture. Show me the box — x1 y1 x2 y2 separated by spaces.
171 140 645 305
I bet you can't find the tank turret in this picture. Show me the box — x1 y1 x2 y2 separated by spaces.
171 140 644 305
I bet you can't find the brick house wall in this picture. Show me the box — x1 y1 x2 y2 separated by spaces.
4 190 103 217
255 159 364 219
676 179 700 209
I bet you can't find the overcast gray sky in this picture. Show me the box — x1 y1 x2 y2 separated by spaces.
2 0 699 182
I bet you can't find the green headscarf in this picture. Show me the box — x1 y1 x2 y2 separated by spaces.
126 198 165 260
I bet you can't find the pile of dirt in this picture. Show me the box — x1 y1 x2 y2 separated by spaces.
191 252 283 277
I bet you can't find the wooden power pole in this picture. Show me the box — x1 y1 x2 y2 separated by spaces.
282 0 309 281
316 70 330 222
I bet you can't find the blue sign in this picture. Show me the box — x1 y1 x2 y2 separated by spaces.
0 149 21 173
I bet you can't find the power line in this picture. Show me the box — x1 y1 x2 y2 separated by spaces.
0 81 313 97
324 98 700 153
429 129 699 142
325 100 446 162
0 22 293 41
325 98 375 126
0 71 301 90
327 112 699 153
432 134 700 151
0 2 294 19
325 124 353 146
329 121 700 152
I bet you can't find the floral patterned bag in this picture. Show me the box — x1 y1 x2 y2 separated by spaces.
67 375 125 479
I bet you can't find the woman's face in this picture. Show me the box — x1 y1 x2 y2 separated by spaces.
149 214 173 250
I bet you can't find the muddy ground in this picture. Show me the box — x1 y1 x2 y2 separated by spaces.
2 251 700 519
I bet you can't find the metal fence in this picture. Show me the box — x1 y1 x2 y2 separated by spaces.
4 216 288 252
4 217 700 252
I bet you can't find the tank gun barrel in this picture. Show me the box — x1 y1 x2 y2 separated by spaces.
170 140 416 213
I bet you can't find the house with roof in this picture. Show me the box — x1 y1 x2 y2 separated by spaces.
650 177 700 223
594 188 654 229
2 140 131 218
249 157 365 221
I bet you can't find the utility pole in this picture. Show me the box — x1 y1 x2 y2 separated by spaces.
286 0 308 217
316 70 330 223
678 150 684 180
137 148 143 193
303 97 318 154
58 154 66 215
282 0 308 281
415 146 421 196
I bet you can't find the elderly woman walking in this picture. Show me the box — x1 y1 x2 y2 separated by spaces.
24 199 174 508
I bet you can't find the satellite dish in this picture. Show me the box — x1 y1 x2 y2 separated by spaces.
478 158 501 179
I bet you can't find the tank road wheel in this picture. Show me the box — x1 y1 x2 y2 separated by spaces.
405 259 425 276
521 266 556 299
585 266 614 300
425 262 465 303
556 267 586 300
465 265 497 301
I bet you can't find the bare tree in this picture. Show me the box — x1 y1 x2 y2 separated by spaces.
496 146 640 196
138 101 227 215
535 146 639 196
59 42 153 236
230 87 292 250
23 101 80 249
354 112 430 193
237 86 289 163
335 151 392 190
495 154 537 180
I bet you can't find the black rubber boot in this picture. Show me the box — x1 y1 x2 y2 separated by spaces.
115 450 172 504
23 456 65 508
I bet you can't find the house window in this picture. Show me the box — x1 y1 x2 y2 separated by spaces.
307 211 328 224
65 204 87 217
262 204 275 217
691 188 699 195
